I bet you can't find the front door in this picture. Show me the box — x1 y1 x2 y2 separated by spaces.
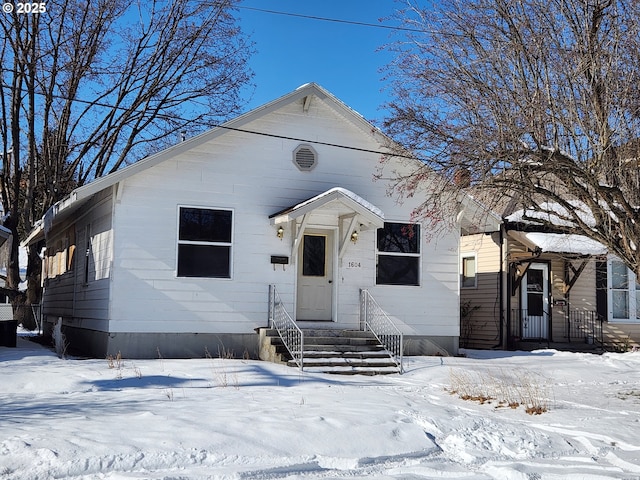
521 263 549 339
296 230 334 321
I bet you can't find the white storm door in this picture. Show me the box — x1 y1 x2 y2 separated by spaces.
521 263 549 339
296 231 334 321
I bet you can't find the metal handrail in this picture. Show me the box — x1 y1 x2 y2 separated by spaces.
360 289 403 373
567 310 604 345
268 285 304 371
510 308 604 345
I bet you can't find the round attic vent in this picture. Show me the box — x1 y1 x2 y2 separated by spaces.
293 144 317 171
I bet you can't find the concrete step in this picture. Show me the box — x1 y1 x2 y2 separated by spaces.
288 358 398 368
257 327 400 375
302 350 391 359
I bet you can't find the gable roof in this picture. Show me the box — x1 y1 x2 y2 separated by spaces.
39 83 394 238
269 187 385 229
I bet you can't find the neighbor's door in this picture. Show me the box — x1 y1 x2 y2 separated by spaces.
296 231 334 321
521 263 549 339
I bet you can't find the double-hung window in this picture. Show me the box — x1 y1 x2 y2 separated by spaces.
608 258 640 323
177 207 232 278
376 222 420 286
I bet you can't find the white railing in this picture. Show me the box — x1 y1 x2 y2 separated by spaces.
360 289 403 373
268 285 304 371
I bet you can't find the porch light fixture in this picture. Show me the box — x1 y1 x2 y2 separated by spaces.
277 226 284 239
350 231 358 243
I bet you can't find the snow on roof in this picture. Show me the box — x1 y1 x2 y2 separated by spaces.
524 232 607 255
506 201 596 228
291 187 385 219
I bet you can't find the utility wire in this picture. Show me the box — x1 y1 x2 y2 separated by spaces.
213 124 415 160
238 6 425 33
1 82 415 161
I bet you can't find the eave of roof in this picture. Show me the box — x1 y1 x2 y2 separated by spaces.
0 224 11 248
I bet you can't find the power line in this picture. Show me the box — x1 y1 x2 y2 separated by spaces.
238 5 515 44
1 81 415 161
238 6 425 33
215 123 414 160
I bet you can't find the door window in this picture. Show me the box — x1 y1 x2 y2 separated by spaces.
526 268 544 316
302 235 326 277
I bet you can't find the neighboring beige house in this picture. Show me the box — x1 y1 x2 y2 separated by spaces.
461 205 640 352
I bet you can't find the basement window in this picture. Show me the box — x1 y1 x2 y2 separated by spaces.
293 144 317 171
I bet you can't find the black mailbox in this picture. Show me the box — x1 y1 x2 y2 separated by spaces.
270 255 289 265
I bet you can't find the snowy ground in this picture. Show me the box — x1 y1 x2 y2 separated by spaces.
2 335 640 479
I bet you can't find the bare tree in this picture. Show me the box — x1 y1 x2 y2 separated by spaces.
382 0 640 278
0 0 253 324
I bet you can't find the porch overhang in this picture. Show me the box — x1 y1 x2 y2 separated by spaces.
508 231 607 257
270 187 384 227
507 231 608 296
269 187 385 261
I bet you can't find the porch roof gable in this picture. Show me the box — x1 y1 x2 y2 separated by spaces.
269 187 385 229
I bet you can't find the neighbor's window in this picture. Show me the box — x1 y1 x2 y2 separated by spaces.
177 207 232 278
461 253 477 288
376 222 420 286
609 258 639 322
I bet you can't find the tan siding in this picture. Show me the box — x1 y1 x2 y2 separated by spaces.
549 257 565 342
460 232 502 349
604 322 640 350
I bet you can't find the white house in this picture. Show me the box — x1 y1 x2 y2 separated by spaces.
28 83 461 359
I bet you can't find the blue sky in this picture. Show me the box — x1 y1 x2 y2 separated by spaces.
237 1 402 123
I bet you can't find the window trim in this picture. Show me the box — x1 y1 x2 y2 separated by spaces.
83 224 91 285
375 221 421 286
461 252 477 289
176 206 234 279
607 257 639 323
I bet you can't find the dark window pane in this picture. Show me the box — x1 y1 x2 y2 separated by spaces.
302 235 326 276
527 293 544 316
178 244 230 278
376 255 419 286
526 269 543 292
179 208 231 242
377 223 419 253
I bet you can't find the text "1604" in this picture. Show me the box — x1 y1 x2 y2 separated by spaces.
2 3 47 14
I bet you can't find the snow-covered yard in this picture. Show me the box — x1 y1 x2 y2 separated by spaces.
2 334 640 479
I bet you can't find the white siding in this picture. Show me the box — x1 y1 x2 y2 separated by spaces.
43 189 113 331
107 97 459 338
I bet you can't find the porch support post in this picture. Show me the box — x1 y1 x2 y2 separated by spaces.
339 213 359 260
563 258 589 294
291 213 309 263
511 261 534 296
